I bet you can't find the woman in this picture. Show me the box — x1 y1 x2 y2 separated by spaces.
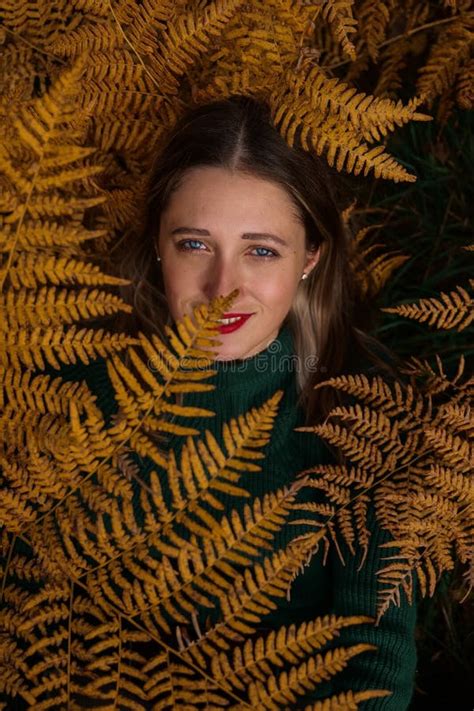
17 94 417 709
105 94 417 708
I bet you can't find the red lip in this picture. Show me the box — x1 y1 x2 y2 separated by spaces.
217 313 253 334
221 312 253 318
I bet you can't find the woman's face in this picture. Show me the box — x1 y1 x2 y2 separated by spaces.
156 166 320 360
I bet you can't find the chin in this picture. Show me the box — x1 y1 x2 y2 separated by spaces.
211 349 241 361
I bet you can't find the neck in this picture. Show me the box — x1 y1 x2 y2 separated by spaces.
202 322 296 394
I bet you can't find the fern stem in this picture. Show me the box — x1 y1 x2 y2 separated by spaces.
0 161 40 294
21 304 231 538
105 0 174 111
67 581 74 710
0 25 68 65
64 560 255 707
113 614 122 710
0 534 16 604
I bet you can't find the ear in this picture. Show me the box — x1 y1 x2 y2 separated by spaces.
304 244 321 274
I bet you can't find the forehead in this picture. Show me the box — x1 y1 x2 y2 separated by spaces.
163 166 303 228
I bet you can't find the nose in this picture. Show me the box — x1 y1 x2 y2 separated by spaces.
201 256 241 302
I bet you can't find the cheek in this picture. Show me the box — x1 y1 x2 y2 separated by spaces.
160 263 188 313
259 271 298 304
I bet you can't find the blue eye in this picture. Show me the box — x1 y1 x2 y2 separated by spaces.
177 240 279 258
178 239 206 251
253 246 278 258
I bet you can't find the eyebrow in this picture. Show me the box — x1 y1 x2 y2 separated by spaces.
170 226 289 247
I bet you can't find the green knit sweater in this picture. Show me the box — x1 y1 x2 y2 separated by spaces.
4 322 418 709
155 322 417 709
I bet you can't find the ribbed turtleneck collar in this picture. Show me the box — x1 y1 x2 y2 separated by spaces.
201 321 296 394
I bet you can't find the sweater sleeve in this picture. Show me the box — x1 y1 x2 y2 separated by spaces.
292 502 418 710
322 344 418 709
294 349 418 709
325 502 418 710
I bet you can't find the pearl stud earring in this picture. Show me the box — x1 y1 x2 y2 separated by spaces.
156 254 161 262
301 272 308 280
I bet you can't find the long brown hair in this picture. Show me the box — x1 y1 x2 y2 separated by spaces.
111 93 400 429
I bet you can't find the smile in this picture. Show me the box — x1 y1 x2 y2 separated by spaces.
217 313 253 333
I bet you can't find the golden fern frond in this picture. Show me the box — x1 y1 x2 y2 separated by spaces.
89 112 169 156
0 285 130 329
356 249 411 299
0 449 76 529
1 480 379 707
399 352 470 400
169 531 326 668
94 306 235 463
437 400 473 433
0 575 153 708
78 402 291 622
381 285 474 331
76 12 185 118
324 403 404 454
192 0 321 101
0 369 125 537
134 535 378 708
298 463 376 491
3 253 128 291
6 329 295 642
122 0 172 57
416 14 474 106
0 545 48 587
0 220 108 253
243 643 379 709
424 463 474 503
268 0 323 38
204 614 374 691
0 426 97 532
294 356 473 619
79 618 154 708
142 648 392 710
423 425 472 471
373 506 461 617
297 420 385 470
305 9 345 67
366 0 430 96
291 469 372 560
357 0 392 62
156 0 247 83
0 635 37 706
0 55 98 229
48 15 123 59
372 36 412 98
0 45 38 116
0 362 104 440
305 688 392 710
7 300 239 614
456 56 474 108
291 64 432 142
272 93 417 182
321 0 358 61
0 54 139 383
142 651 232 708
143 617 383 709
299 372 426 424
350 223 411 299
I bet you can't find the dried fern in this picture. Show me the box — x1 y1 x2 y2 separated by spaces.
382 284 473 332
1 0 473 707
294 354 473 621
